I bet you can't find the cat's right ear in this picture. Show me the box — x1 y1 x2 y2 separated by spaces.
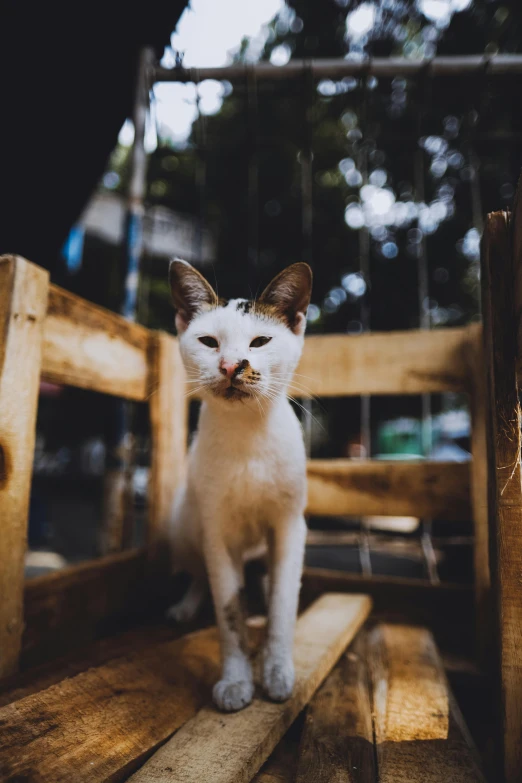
169 259 218 333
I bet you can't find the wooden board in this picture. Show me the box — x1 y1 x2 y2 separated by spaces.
465 323 491 667
481 209 522 783
253 715 305 783
21 548 149 668
368 624 486 783
128 593 371 783
42 284 151 400
0 256 49 676
295 633 375 783
293 326 473 398
148 331 187 551
0 595 370 783
306 459 471 520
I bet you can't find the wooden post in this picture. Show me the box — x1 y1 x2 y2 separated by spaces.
481 210 522 783
466 323 491 669
148 331 187 556
0 255 49 677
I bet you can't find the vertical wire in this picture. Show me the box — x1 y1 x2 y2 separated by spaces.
247 65 260 272
301 63 314 457
416 69 439 584
357 68 372 577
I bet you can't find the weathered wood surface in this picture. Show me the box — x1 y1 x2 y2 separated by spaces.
148 332 187 550
0 626 222 783
253 716 304 783
293 326 474 398
466 324 491 667
128 594 371 783
295 633 375 783
369 624 486 783
482 208 522 783
306 459 471 520
0 595 369 783
42 284 151 400
0 256 49 676
21 548 149 668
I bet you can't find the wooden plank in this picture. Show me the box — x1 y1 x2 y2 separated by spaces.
42 284 151 400
0 595 370 783
21 548 149 669
148 331 187 551
0 256 49 676
368 624 486 783
482 209 522 783
293 327 472 398
295 633 376 783
253 715 305 783
128 594 371 783
306 459 471 520
0 625 222 783
465 324 491 667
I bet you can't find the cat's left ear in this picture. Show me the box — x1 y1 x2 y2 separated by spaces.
259 262 313 335
169 258 218 333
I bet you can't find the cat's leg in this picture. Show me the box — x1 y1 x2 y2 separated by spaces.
263 514 307 702
165 575 207 623
204 535 254 712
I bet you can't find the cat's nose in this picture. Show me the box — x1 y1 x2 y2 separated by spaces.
219 359 248 379
219 359 240 379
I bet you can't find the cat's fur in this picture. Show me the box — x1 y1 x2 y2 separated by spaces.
167 259 312 712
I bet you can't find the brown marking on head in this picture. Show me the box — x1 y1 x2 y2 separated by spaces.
223 589 249 654
168 258 219 333
254 262 313 333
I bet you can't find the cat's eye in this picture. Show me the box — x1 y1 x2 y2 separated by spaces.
198 336 219 348
250 336 272 348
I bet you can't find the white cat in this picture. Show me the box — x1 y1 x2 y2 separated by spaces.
167 259 312 712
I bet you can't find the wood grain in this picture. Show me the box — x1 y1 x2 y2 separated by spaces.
295 633 376 783
369 624 486 783
128 593 372 783
0 626 222 783
21 548 149 669
293 327 473 398
0 256 49 676
481 209 522 782
148 331 187 551
306 459 471 520
465 324 491 667
42 284 151 400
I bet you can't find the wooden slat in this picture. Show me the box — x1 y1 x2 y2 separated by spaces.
482 209 522 783
0 625 222 782
21 548 149 668
253 716 305 783
466 324 491 667
0 256 49 676
42 284 151 400
306 459 471 520
128 593 371 783
0 595 370 783
295 633 376 783
148 331 187 550
369 624 486 782
293 326 473 398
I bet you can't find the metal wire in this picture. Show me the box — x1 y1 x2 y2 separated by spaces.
247 65 260 271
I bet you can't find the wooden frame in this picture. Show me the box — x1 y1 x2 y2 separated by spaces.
0 253 489 681
481 206 522 783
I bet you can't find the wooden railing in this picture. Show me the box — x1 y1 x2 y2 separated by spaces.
0 254 487 679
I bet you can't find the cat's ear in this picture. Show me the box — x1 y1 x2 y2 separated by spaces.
259 262 312 335
169 259 218 333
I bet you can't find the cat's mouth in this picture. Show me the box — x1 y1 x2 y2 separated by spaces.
223 383 250 400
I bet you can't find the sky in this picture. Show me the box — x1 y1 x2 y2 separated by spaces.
119 0 284 150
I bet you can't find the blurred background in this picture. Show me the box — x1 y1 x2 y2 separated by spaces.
3 0 521 583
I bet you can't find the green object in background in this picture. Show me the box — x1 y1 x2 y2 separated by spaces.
376 418 423 459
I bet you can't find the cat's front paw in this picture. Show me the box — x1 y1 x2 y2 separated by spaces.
213 678 254 712
262 656 295 702
165 600 198 623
